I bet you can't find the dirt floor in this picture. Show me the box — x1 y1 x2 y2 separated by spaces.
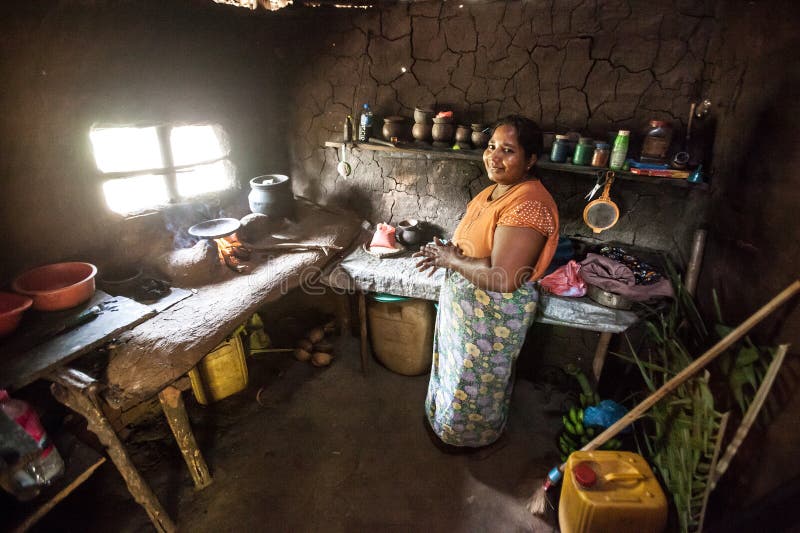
32 335 566 532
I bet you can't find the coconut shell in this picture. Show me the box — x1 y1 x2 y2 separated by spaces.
311 351 332 367
307 327 325 344
296 339 313 352
294 348 312 362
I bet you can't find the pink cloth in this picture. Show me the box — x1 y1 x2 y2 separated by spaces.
579 253 674 301
539 260 586 297
370 223 397 249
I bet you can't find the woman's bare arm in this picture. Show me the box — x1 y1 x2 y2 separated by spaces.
414 226 546 292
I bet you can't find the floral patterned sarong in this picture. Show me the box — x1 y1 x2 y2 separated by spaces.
425 271 538 447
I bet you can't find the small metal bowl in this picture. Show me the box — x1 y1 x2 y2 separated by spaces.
586 284 633 310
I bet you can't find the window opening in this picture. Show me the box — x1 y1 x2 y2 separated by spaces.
90 123 235 215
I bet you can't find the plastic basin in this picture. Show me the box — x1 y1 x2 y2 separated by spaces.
12 262 98 311
0 292 33 337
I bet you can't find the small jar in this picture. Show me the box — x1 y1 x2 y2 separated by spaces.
591 142 610 167
640 120 673 163
550 134 569 163
572 137 594 166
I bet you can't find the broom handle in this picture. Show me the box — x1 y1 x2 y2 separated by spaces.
581 279 800 453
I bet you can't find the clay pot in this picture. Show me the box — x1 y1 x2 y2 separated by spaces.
396 219 422 246
455 125 471 144
471 129 490 149
382 116 406 141
414 107 435 124
249 174 294 219
412 123 432 143
431 122 454 143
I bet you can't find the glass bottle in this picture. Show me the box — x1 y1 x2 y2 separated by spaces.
572 137 594 166
640 120 673 163
591 142 610 167
550 134 569 163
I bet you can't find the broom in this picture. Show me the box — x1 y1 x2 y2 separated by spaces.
527 279 800 515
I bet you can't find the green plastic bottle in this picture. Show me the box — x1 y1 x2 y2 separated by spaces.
609 130 630 170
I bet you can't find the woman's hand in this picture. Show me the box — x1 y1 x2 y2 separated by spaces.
413 236 463 277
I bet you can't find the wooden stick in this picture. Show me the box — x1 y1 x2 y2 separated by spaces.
710 343 790 489
49 369 176 533
158 386 212 490
684 229 707 296
358 291 369 376
581 280 799 453
592 332 613 382
13 455 106 533
697 411 730 533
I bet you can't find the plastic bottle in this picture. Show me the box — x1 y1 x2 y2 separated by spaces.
0 390 65 499
609 130 630 170
358 104 373 143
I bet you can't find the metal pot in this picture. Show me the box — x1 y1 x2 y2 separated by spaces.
248 174 295 218
586 284 632 310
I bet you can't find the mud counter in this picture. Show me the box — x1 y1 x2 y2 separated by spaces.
23 202 362 533
322 245 638 380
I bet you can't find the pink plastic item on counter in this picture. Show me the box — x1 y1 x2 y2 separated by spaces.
539 260 587 297
370 223 397 249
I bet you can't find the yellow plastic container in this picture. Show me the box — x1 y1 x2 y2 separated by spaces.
367 294 435 376
559 451 667 533
189 331 248 405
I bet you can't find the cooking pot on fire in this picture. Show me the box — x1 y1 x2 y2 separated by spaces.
248 174 295 219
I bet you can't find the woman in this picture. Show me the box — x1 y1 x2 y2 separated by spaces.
414 115 559 448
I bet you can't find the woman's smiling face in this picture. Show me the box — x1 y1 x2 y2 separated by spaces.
483 124 537 186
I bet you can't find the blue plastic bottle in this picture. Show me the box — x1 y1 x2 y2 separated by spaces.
358 103 374 142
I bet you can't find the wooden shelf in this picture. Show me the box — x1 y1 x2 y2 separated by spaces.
326 141 709 191
536 155 709 190
325 141 483 162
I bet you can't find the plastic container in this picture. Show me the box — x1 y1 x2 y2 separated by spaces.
12 262 97 311
592 142 610 167
572 137 594 166
609 130 630 170
550 135 569 163
0 292 33 337
640 120 672 163
559 451 667 533
367 294 435 376
189 330 249 405
0 390 65 500
358 103 374 142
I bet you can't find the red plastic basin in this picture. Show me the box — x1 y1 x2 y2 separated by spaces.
0 292 33 337
12 262 97 311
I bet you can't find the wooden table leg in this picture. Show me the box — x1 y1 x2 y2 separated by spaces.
592 332 613 383
158 386 212 490
48 368 176 533
336 292 353 337
358 291 369 376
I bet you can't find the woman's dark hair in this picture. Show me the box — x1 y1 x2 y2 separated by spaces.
492 115 543 159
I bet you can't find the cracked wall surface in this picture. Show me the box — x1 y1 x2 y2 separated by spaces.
289 0 714 259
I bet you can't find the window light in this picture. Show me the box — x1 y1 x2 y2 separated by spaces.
90 127 162 172
102 175 170 214
90 123 235 215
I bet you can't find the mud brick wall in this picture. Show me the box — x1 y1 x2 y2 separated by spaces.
289 0 716 260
